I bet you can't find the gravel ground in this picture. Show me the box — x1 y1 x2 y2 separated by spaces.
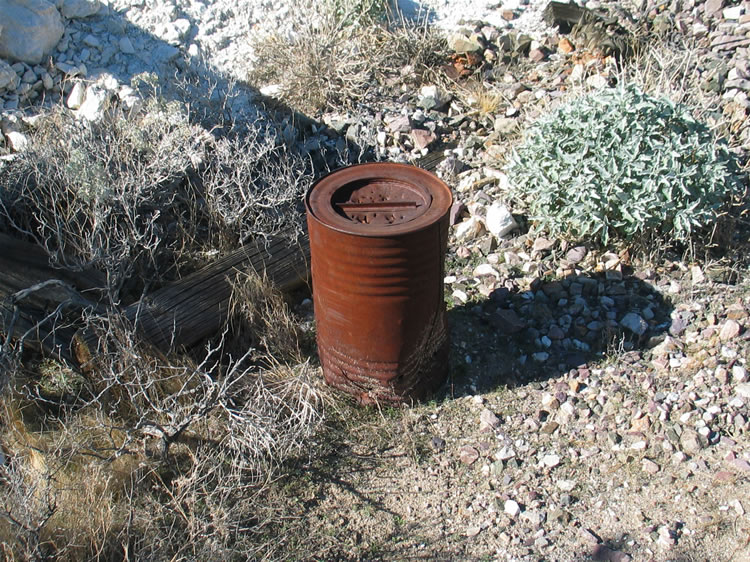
1 0 749 560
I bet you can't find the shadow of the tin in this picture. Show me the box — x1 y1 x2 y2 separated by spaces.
436 271 675 401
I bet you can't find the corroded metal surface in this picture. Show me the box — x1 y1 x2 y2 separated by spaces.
306 163 452 404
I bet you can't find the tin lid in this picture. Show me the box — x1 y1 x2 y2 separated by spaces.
306 163 453 237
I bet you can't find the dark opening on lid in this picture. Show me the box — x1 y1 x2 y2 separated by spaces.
331 178 432 226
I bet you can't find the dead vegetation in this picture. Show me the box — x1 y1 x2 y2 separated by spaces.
0 65 332 559
248 0 448 113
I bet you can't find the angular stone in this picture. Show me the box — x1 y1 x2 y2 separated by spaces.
411 128 435 150
76 84 111 121
704 0 725 17
565 246 587 264
474 263 499 278
680 428 707 455
459 445 480 466
558 37 575 54
723 6 744 19
620 313 648 336
417 84 451 111
480 408 501 430
66 81 85 109
504 499 521 517
60 0 99 18
454 216 484 241
0 59 18 90
641 458 660 474
736 383 750 399
486 201 517 238
528 47 546 62
447 32 482 53
493 309 525 333
541 453 560 468
532 237 555 252
449 202 466 226
119 36 135 55
5 130 28 151
0 0 64 64
719 319 741 341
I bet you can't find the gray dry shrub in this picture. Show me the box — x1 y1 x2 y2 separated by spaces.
506 85 744 245
249 0 447 113
0 98 311 296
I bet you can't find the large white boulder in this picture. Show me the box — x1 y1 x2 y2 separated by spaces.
0 0 64 64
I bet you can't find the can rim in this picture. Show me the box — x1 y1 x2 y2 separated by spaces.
306 162 453 237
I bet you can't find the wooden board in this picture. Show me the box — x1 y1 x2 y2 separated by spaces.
115 233 310 353
0 233 106 363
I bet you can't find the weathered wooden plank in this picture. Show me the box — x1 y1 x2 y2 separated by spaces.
0 233 106 364
77 233 311 357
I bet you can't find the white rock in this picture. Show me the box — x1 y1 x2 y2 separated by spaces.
76 84 111 121
733 365 748 383
736 383 750 399
66 81 85 109
60 0 99 18
586 74 608 89
556 479 576 491
454 215 485 241
473 263 499 278
5 130 29 151
117 85 141 111
173 18 192 37
541 453 560 468
0 0 64 64
260 84 282 97
504 499 521 518
496 445 515 460
485 201 517 238
452 289 468 304
723 6 744 19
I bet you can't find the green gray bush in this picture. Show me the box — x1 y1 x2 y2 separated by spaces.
505 85 744 245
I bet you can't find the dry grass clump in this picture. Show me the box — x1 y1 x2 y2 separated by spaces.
249 0 447 113
1 318 325 559
0 94 312 300
228 272 304 364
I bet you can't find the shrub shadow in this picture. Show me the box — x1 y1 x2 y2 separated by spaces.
440 269 675 398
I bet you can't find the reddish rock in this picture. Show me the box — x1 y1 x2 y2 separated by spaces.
529 47 547 62
558 37 575 54
411 128 436 150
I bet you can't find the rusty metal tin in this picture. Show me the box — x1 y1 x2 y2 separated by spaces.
305 162 453 404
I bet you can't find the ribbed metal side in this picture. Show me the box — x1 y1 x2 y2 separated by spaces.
306 163 452 404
